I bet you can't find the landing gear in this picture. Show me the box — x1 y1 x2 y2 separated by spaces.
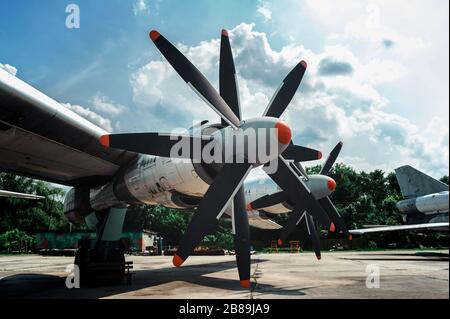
74 206 132 287
74 239 126 287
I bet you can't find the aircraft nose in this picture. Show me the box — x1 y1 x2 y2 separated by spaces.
275 120 292 145
327 178 336 191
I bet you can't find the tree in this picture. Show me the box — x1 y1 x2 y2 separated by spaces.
0 173 66 234
124 204 236 249
124 205 191 245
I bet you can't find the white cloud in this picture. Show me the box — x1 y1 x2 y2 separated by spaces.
130 37 222 126
0 63 17 76
341 7 427 54
62 103 113 132
305 0 428 54
90 92 126 116
133 0 149 16
256 1 272 22
362 59 408 85
129 22 448 176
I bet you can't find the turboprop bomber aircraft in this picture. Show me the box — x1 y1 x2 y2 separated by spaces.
0 29 349 288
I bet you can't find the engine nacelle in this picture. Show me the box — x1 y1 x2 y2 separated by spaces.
63 187 92 224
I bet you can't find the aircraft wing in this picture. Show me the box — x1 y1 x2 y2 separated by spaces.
350 222 449 235
248 216 282 230
0 69 137 186
0 189 44 200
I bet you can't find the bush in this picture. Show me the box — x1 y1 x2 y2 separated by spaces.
367 241 378 250
0 229 36 253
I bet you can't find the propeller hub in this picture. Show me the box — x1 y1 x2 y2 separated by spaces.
327 178 336 191
303 175 336 199
217 117 291 164
275 120 292 145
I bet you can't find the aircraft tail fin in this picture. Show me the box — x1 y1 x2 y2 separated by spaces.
394 165 448 199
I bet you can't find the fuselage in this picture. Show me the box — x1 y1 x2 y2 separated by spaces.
396 191 449 215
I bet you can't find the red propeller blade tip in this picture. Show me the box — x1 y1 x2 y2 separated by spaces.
349 234 353 241
221 29 229 37
329 222 336 233
300 60 307 68
275 120 292 145
327 179 336 191
316 255 321 260
99 135 110 147
246 203 253 211
277 239 283 246
317 151 322 159
149 30 161 41
172 254 185 267
240 279 251 289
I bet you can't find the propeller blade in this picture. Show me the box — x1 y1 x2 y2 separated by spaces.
305 213 322 260
278 205 305 245
233 187 251 288
263 61 307 118
320 142 343 175
220 29 241 125
149 30 241 128
282 144 322 162
292 161 309 179
173 163 252 266
265 156 333 231
318 197 351 239
247 191 288 210
99 132 213 159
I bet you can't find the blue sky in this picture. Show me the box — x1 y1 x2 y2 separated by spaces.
1 0 448 177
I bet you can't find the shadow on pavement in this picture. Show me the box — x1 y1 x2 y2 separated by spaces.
339 251 449 262
0 259 309 299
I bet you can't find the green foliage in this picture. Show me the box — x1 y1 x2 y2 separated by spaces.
440 176 449 185
326 163 404 229
201 221 234 250
124 205 191 245
0 173 66 234
0 228 36 252
367 241 378 249
124 204 234 248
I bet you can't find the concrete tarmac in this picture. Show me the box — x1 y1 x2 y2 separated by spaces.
0 250 448 299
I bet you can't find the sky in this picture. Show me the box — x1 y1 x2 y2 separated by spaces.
0 0 449 178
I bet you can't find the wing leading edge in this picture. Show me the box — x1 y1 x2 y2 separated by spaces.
0 69 137 186
350 222 449 234
0 189 44 200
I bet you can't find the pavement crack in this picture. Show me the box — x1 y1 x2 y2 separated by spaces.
249 256 262 299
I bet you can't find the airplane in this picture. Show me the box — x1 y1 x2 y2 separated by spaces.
0 189 44 200
350 165 449 235
0 29 348 288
